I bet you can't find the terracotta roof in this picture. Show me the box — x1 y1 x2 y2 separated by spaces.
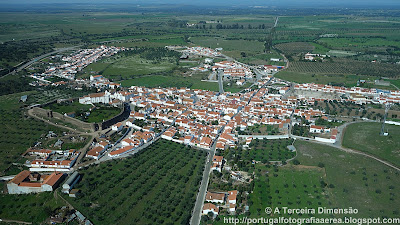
9 170 30 185
43 172 64 186
206 192 225 201
228 190 238 201
203 203 219 213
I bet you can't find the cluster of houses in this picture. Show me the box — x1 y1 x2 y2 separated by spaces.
304 52 329 61
202 190 238 217
30 46 124 83
294 83 400 105
258 64 285 74
86 75 121 89
24 148 80 172
212 61 254 80
181 46 222 58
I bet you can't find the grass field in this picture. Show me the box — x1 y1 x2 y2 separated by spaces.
342 122 400 167
121 74 220 91
81 55 177 80
44 101 92 115
294 140 400 218
0 192 65 223
86 107 121 123
388 79 400 89
69 139 207 225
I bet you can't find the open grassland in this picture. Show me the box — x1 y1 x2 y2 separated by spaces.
121 73 220 92
343 122 400 167
0 192 65 223
0 92 68 174
69 139 207 225
294 140 400 218
81 55 177 80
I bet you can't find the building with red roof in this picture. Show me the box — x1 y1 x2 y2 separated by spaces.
7 170 64 194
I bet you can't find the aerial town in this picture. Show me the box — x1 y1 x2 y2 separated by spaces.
1 4 400 225
3 42 400 224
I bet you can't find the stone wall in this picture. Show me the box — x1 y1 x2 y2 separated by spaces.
31 107 96 132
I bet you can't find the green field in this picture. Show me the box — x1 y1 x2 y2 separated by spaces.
343 122 400 167
86 107 121 123
0 192 65 223
44 101 92 115
190 37 265 53
69 139 207 225
269 166 332 217
121 74 220 91
388 79 400 89
81 55 178 80
213 139 400 224
248 139 296 163
294 140 400 218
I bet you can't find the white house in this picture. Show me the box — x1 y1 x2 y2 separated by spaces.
202 203 219 216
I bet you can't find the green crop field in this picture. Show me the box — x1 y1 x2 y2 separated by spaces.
285 59 400 78
0 192 65 223
69 139 207 225
343 122 400 167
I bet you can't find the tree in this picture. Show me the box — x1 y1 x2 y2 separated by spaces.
292 159 300 165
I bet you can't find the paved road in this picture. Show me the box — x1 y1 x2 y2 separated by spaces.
0 218 32 224
274 16 279 28
190 77 275 225
190 147 215 225
3 45 81 77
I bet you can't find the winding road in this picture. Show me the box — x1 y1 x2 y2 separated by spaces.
3 45 81 77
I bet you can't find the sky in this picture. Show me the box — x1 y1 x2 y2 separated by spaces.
1 0 400 7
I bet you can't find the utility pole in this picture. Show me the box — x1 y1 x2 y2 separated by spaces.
380 104 391 136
